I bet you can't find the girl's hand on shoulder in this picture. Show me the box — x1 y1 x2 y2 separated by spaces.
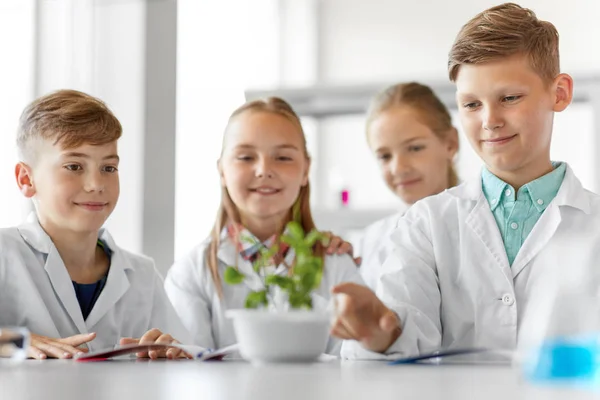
323 232 361 266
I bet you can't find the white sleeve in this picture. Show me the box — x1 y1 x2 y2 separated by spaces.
341 208 442 360
360 235 397 291
356 230 376 289
358 215 401 291
332 253 365 287
148 265 193 345
164 255 216 349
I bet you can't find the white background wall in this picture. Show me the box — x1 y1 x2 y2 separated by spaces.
319 0 600 83
0 1 35 228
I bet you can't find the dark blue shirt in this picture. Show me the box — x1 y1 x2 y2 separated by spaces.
71 240 111 320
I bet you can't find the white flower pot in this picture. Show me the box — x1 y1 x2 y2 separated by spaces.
226 309 330 364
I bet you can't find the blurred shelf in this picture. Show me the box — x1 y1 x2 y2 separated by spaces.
312 208 398 232
246 81 454 117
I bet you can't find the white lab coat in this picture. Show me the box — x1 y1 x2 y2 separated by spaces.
165 232 365 354
0 216 191 352
358 210 406 289
342 164 600 359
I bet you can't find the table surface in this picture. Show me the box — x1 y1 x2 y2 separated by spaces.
1 359 599 400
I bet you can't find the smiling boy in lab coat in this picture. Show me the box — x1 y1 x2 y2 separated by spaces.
330 3 600 359
0 89 190 359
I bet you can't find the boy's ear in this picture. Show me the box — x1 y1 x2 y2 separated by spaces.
552 73 574 112
15 162 36 198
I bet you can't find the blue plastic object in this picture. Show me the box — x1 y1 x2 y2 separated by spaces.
526 338 599 383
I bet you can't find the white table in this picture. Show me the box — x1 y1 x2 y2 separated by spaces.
0 360 597 400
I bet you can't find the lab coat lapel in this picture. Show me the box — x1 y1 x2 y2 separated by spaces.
461 179 513 282
44 245 88 334
510 205 561 279
511 166 589 278
17 216 88 334
84 230 131 329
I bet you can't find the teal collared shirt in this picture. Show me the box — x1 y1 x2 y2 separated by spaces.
481 162 566 266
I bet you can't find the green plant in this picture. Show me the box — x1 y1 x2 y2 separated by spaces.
223 221 329 310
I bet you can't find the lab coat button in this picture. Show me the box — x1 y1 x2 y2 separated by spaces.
502 294 515 306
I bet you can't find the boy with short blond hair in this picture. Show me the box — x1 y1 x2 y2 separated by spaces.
0 89 190 359
331 3 597 359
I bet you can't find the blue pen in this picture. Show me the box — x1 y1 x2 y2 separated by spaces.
388 348 495 365
195 348 213 359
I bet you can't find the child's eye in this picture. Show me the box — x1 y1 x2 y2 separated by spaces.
103 166 118 173
503 95 522 102
408 145 425 152
377 154 391 162
277 156 292 161
463 101 480 110
237 155 253 161
64 164 82 172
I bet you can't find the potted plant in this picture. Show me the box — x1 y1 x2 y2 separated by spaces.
224 221 332 363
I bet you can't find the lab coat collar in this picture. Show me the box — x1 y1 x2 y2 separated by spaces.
17 213 133 270
17 213 132 332
449 164 589 214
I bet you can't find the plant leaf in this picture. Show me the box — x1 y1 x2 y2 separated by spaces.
289 292 312 309
304 229 325 247
281 234 303 250
260 245 278 260
252 259 264 273
223 267 245 285
245 290 268 309
265 275 294 290
314 257 323 268
240 235 260 246
294 259 319 277
295 253 313 268
287 221 305 241
301 271 318 291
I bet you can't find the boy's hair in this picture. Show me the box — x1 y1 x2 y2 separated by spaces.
366 82 459 188
448 3 559 83
17 89 122 162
